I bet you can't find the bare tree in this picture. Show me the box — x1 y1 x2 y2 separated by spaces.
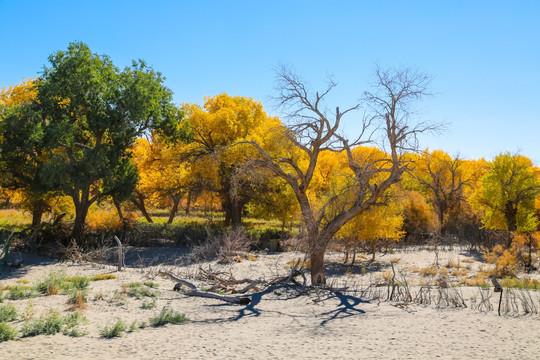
244 65 438 285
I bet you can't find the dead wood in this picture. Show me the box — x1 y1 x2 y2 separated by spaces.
159 271 251 305
159 258 306 306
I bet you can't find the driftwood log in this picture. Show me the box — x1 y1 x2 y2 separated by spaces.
159 259 304 306
160 271 252 305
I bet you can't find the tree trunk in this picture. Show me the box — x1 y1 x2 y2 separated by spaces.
167 196 181 224
112 197 124 221
504 202 518 248
185 190 192 215
223 196 243 227
131 193 153 223
72 199 90 239
309 247 326 286
31 200 46 228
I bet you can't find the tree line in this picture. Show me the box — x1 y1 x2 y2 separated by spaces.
1 42 539 284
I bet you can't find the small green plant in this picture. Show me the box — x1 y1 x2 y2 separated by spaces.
141 298 157 309
62 312 88 337
100 320 126 338
36 271 66 295
0 303 18 322
143 281 159 288
21 310 65 337
138 321 147 329
127 320 139 333
149 307 188 327
0 322 18 342
8 285 37 300
36 272 91 296
65 276 91 291
123 282 160 299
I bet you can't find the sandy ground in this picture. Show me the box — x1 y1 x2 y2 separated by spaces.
0 247 539 359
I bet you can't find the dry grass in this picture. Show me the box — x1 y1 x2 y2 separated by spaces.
418 265 438 276
451 269 469 277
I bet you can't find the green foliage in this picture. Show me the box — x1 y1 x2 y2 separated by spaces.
36 272 90 295
123 282 160 299
8 285 37 300
62 312 88 337
141 298 157 309
0 303 17 322
21 310 65 337
500 277 540 290
0 322 18 342
1 41 187 238
143 281 159 288
149 307 187 327
100 320 126 338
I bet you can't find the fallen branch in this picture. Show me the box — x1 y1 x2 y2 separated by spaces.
159 271 251 305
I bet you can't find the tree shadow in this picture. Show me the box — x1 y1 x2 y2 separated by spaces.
318 291 367 326
0 252 56 279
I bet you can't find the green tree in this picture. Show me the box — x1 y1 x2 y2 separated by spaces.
34 42 183 238
472 152 540 238
0 79 53 227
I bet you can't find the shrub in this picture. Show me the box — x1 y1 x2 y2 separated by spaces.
67 290 88 310
500 277 540 290
65 276 91 291
0 304 17 322
122 282 160 299
141 298 157 309
149 307 187 327
62 312 88 337
8 285 37 300
0 322 18 342
36 272 67 295
100 320 126 338
484 245 517 277
21 310 65 337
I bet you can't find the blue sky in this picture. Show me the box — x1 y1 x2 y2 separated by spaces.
1 1 539 163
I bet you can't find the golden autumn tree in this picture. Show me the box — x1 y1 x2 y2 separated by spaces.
409 150 472 235
131 135 207 224
183 94 279 226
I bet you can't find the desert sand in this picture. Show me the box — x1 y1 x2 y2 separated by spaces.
1 247 539 360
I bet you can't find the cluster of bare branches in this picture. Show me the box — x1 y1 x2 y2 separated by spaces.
192 228 250 263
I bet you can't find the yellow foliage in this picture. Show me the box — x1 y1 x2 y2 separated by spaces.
0 78 37 107
86 207 138 231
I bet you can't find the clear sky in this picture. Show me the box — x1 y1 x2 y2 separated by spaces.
1 1 539 163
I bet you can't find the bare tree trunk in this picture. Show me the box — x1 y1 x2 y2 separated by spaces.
131 192 153 223
167 196 181 224
310 247 326 286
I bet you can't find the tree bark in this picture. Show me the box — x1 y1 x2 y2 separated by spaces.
309 247 326 286
31 200 46 228
131 192 153 223
112 197 124 222
167 196 181 224
71 187 93 239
